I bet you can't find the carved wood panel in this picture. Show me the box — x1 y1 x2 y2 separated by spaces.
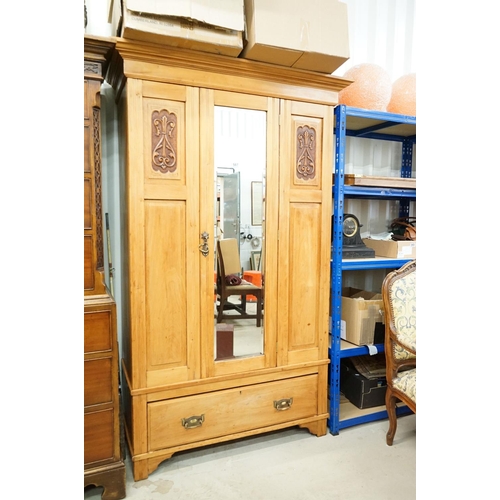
151 109 178 173
296 125 316 181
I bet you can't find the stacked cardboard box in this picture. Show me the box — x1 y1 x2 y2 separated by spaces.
109 0 245 57
363 238 416 259
341 287 384 346
241 0 350 73
108 0 350 73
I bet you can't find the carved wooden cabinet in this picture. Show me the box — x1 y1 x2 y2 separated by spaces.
84 35 126 500
106 38 351 481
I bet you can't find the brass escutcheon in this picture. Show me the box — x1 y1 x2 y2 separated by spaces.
199 231 210 257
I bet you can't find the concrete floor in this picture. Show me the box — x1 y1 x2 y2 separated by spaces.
84 414 416 499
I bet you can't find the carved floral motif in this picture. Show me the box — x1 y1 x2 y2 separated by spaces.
152 110 177 173
296 125 316 180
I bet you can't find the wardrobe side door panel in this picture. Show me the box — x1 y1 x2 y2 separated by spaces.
130 84 201 388
288 202 322 349
145 200 187 369
278 101 333 366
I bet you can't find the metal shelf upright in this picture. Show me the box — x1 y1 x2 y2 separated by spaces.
328 105 416 435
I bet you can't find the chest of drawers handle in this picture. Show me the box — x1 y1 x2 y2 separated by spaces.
181 414 205 429
274 398 293 411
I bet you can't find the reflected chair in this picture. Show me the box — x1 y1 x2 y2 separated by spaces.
216 238 263 327
381 260 416 445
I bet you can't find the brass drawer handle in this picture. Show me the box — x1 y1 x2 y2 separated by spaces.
274 398 293 411
181 414 205 429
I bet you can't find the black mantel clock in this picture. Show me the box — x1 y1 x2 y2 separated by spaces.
342 213 375 259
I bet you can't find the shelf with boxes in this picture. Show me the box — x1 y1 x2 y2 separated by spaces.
329 104 416 435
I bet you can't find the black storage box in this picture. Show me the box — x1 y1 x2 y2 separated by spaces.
373 322 385 344
340 355 387 409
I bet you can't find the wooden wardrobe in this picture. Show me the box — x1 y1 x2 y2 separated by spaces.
84 35 126 499
106 38 351 481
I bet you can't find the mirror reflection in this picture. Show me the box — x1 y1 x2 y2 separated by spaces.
213 106 266 360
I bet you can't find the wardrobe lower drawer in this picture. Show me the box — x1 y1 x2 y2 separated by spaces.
148 374 318 451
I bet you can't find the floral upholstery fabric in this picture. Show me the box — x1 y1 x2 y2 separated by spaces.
389 270 416 361
393 368 416 403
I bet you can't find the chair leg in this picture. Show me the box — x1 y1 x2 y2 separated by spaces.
217 294 225 323
256 292 262 328
385 388 398 446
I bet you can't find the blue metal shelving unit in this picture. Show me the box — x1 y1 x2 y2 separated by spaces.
328 105 416 435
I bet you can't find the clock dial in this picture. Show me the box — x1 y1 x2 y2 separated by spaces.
343 216 358 238
341 213 375 259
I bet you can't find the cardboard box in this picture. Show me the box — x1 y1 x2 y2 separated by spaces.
341 287 384 346
108 0 122 36
241 0 350 73
340 357 387 409
363 238 416 259
112 0 245 57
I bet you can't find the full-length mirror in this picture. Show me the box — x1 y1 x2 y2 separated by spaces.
213 106 266 360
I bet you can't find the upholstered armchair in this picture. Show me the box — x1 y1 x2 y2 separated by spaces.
381 260 416 446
